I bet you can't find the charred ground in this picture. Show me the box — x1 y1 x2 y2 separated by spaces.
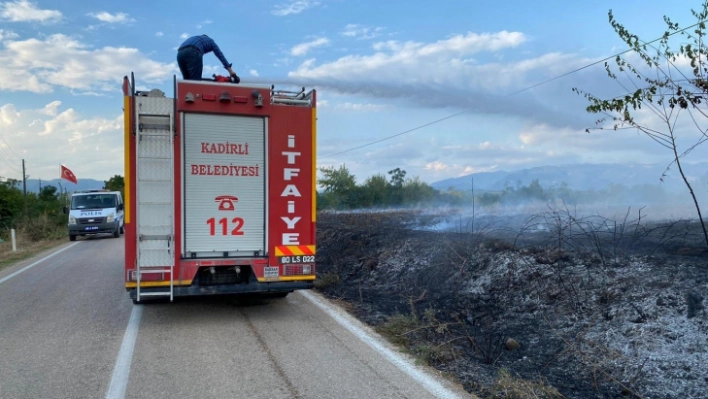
313 208 708 399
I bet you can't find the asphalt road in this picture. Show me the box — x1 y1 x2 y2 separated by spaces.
0 235 474 399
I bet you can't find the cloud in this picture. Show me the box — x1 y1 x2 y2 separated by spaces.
0 103 20 127
314 112 594 183
195 20 213 29
433 140 562 168
340 24 385 40
424 161 498 177
0 0 61 23
0 101 123 181
288 30 531 85
305 28 708 185
333 102 393 112
317 96 708 184
290 30 527 79
517 102 708 160
362 141 425 165
155 31 163 37
0 29 18 40
285 30 615 129
0 34 177 94
272 0 321 16
290 37 330 56
180 33 189 39
88 11 135 23
424 161 448 172
249 69 259 77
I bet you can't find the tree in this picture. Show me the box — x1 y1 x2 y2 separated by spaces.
0 178 23 228
402 176 436 205
318 164 356 194
103 175 125 197
318 164 357 209
38 185 58 202
362 173 391 207
388 168 407 187
571 3 708 247
388 167 407 205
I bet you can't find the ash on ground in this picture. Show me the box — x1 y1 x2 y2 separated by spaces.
314 208 708 399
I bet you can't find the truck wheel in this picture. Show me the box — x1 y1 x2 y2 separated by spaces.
120 225 124 234
69 235 76 242
113 228 120 238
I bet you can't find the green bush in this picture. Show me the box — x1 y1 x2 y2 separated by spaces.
0 177 68 243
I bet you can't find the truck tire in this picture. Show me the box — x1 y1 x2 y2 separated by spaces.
113 227 120 238
120 225 124 234
69 234 76 242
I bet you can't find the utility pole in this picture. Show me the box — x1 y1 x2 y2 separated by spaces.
22 159 27 217
471 177 475 234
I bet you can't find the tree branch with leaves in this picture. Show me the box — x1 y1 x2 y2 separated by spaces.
572 2 708 247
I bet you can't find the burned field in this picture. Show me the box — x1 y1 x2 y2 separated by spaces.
314 208 708 399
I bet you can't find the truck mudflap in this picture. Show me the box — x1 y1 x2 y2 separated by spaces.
128 281 314 300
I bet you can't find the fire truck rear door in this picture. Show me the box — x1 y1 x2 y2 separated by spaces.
182 113 266 258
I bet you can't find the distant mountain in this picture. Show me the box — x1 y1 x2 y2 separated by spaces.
431 162 708 193
20 178 106 194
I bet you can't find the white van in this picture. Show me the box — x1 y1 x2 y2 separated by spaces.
63 190 125 241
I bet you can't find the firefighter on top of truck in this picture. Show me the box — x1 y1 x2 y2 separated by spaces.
177 34 240 82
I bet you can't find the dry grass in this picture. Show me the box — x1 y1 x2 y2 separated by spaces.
313 271 340 289
0 224 67 272
375 313 420 347
486 369 566 399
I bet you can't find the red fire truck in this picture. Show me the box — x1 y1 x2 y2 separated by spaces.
122 73 317 303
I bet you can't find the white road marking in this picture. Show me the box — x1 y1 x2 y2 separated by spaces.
106 305 143 399
298 290 466 399
0 242 79 286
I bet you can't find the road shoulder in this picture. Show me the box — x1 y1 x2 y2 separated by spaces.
0 238 74 276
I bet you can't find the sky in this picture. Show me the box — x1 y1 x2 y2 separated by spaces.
0 0 707 186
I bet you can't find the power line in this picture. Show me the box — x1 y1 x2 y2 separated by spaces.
0 131 21 160
0 129 23 177
0 140 21 169
318 109 472 159
318 19 705 159
0 154 22 176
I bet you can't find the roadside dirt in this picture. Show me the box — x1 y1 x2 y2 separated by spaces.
314 209 708 399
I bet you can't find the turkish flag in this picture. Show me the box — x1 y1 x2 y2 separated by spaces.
61 165 78 184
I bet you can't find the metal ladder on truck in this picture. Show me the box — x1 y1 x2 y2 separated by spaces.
134 89 175 302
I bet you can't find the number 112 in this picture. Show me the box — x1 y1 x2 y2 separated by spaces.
207 217 245 236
